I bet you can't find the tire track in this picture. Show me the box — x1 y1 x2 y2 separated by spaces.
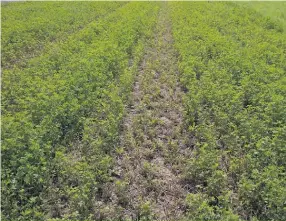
101 4 191 220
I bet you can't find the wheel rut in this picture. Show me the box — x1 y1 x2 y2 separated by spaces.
100 4 191 220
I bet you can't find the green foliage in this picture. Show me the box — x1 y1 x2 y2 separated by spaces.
184 193 240 221
1 2 125 69
2 2 286 220
237 2 286 31
139 201 154 221
2 2 159 220
170 2 286 221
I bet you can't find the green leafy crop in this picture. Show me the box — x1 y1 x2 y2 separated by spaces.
2 2 159 220
170 2 286 220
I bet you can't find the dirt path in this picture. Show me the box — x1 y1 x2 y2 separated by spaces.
100 4 191 220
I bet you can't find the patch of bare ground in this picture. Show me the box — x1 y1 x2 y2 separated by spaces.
97 4 192 220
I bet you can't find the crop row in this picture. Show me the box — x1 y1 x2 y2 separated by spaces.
2 2 160 220
1 2 125 69
170 2 286 221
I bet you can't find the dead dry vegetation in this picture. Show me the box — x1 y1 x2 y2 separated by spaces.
97 5 192 220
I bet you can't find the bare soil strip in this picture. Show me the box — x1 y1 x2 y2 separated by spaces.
100 4 191 220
